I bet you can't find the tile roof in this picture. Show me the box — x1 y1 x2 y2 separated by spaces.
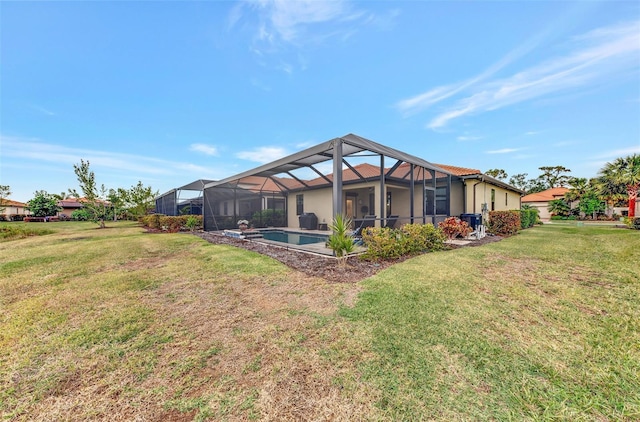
1 199 27 207
432 164 481 176
521 187 569 202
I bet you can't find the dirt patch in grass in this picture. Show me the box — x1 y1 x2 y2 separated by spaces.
194 231 503 283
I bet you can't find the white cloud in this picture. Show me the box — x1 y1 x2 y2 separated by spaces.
236 146 289 163
426 20 640 128
230 1 396 73
457 135 483 141
595 145 640 159
397 20 640 129
190 143 219 156
1 135 213 177
486 148 522 154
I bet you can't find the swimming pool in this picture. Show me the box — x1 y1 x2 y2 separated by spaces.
260 230 328 245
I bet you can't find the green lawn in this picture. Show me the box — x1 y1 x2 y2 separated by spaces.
1 221 638 420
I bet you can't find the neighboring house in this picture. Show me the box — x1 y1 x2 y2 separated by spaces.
521 187 570 221
58 199 85 218
0 199 31 219
57 197 111 218
158 134 524 231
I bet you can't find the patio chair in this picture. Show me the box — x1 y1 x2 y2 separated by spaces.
385 215 398 229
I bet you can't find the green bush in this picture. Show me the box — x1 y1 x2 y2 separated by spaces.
519 208 539 229
361 223 446 261
327 214 355 264
251 209 285 227
487 211 521 236
139 214 202 232
71 209 91 221
139 214 163 230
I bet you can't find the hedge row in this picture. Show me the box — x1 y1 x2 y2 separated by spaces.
487 211 521 236
0 214 27 222
361 223 446 260
139 214 203 232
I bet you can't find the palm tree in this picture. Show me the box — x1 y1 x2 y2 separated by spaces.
599 154 640 218
565 177 589 216
548 199 571 217
592 176 626 218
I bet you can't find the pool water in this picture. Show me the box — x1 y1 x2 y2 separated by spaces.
260 230 328 245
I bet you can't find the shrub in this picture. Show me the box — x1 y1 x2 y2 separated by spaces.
361 223 446 261
71 209 91 221
159 215 183 233
139 214 163 230
251 209 285 227
624 217 640 230
185 215 202 232
519 208 539 229
139 214 202 232
438 217 472 240
327 214 355 265
487 211 520 236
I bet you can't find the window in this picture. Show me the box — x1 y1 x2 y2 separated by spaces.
296 194 304 215
505 192 508 206
436 187 447 214
425 188 435 215
491 189 496 211
223 201 228 215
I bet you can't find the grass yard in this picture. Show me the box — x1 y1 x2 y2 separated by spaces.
1 222 638 420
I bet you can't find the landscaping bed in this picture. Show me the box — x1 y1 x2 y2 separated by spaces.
194 231 503 283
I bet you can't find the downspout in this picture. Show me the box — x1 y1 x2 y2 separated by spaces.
471 176 484 213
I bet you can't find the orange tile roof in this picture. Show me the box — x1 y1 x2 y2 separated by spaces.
432 163 481 176
522 187 569 202
1 199 27 207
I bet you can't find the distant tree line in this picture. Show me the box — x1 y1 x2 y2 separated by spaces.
1 160 158 228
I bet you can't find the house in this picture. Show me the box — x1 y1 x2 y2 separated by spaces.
0 199 31 220
57 197 112 219
521 187 569 221
57 199 85 218
156 134 523 231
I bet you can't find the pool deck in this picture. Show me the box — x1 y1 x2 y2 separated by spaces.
220 226 365 257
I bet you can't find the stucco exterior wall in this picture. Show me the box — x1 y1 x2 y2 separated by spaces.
286 188 333 228
464 181 521 215
525 201 552 221
1 205 30 216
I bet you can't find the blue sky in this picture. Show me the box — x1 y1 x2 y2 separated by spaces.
2 1 639 202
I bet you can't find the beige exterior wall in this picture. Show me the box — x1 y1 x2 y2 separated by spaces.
287 188 333 228
525 201 552 221
1 204 30 216
464 180 521 216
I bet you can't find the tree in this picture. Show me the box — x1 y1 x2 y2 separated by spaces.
108 188 129 221
26 191 61 217
69 160 111 228
537 166 572 189
564 177 590 216
508 173 534 192
592 175 626 218
548 199 571 217
578 191 604 220
485 169 508 180
127 181 158 219
0 185 11 214
599 154 640 218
